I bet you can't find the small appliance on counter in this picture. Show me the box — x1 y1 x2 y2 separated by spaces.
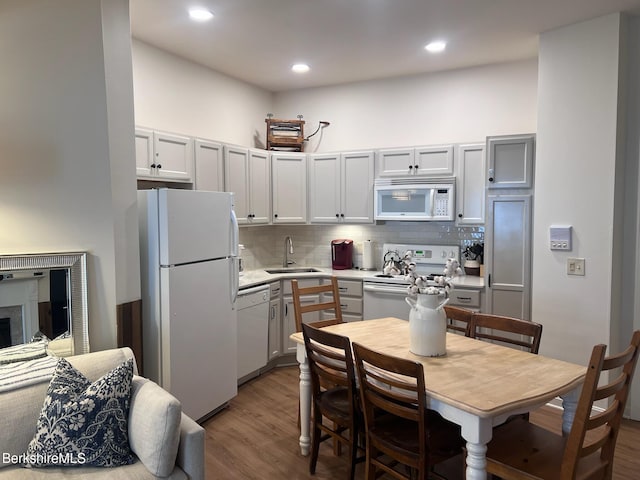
331 239 354 270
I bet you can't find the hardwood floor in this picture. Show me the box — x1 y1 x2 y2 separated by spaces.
203 366 640 479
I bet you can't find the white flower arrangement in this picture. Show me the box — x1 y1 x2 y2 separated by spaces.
402 251 462 296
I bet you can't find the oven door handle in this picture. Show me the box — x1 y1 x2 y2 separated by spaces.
363 284 408 295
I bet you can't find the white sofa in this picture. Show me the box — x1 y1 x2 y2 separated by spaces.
0 347 205 479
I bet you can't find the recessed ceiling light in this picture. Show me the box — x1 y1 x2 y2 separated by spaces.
189 8 214 22
425 41 446 53
291 63 310 74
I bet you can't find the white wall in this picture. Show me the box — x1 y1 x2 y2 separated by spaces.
533 14 625 364
274 60 538 152
103 0 141 306
132 40 273 147
0 0 137 351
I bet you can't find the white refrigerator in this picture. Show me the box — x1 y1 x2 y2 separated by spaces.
138 188 239 421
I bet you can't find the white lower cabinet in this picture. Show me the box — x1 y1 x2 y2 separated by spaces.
268 282 281 360
448 288 483 312
281 278 321 354
320 278 363 322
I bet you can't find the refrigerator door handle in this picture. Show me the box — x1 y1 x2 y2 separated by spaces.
230 208 239 257
230 257 239 305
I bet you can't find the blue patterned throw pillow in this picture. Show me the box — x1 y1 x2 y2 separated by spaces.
23 358 135 468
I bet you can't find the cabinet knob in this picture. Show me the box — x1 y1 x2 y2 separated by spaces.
408 165 413 170
150 164 156 168
274 214 278 218
414 165 419 169
156 164 162 169
336 213 340 218
340 213 344 217
458 213 463 218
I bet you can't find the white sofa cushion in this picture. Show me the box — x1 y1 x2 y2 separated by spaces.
128 376 182 477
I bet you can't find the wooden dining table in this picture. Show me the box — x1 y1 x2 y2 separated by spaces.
290 317 587 480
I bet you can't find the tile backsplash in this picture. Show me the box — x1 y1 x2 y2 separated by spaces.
239 222 483 271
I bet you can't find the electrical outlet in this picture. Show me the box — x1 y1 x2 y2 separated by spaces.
567 258 585 276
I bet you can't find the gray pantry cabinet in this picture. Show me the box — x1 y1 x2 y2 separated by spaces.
484 133 535 320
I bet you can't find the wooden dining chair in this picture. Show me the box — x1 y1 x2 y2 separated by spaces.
443 305 474 336
352 342 465 480
292 277 344 333
301 323 364 480
485 330 640 480
468 313 543 354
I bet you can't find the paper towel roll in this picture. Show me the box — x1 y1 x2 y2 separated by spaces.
362 240 375 270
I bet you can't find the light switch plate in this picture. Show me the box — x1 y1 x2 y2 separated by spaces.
567 257 585 276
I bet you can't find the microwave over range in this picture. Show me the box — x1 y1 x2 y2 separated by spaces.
374 177 455 221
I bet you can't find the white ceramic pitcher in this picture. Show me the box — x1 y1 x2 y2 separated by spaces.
405 293 449 357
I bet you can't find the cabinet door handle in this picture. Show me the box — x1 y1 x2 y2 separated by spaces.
488 274 492 288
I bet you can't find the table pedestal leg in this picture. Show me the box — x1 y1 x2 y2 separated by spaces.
465 441 487 480
298 358 311 456
561 387 581 436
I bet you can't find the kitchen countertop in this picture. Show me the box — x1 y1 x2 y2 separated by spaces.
239 267 485 290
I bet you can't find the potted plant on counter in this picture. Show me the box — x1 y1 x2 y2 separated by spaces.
462 242 484 276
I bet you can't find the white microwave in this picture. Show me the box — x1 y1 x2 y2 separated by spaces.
374 178 455 221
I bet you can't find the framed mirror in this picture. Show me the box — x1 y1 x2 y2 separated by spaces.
0 252 88 356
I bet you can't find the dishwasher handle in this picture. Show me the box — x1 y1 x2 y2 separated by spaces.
363 284 408 295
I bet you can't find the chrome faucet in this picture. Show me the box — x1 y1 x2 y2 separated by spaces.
283 236 295 267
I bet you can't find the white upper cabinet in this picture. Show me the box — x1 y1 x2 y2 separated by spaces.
456 143 486 224
376 148 415 177
224 146 270 225
272 152 307 224
153 132 193 181
247 149 271 224
414 145 454 176
194 139 224 191
308 151 374 224
135 128 154 177
224 146 249 222
486 134 535 189
135 128 194 182
376 145 454 177
308 153 341 223
341 151 375 223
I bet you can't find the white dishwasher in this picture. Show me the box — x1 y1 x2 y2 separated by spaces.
236 284 270 383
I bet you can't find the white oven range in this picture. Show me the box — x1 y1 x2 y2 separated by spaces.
362 243 460 320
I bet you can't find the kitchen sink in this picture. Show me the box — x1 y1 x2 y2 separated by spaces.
264 267 321 274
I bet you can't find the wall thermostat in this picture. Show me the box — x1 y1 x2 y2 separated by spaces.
550 225 572 251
